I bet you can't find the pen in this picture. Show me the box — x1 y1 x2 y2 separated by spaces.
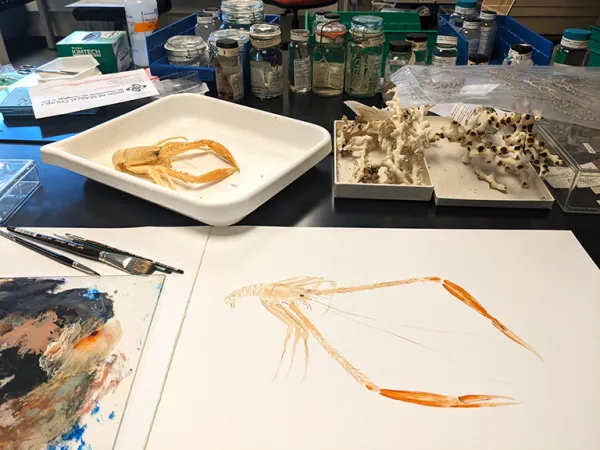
64 233 184 275
0 230 100 276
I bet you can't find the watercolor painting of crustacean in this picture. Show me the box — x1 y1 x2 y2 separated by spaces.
225 275 542 408
0 276 163 450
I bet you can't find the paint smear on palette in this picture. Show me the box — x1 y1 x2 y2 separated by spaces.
0 276 163 450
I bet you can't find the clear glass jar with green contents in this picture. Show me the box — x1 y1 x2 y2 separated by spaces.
406 33 428 65
384 40 411 84
551 28 591 67
312 15 346 97
345 15 384 97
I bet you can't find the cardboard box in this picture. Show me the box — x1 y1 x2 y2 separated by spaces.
57 31 132 74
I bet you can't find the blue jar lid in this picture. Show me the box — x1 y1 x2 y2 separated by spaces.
457 0 477 6
563 28 592 41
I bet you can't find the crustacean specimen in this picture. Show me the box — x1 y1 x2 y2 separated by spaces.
113 136 239 190
225 276 541 408
429 108 564 192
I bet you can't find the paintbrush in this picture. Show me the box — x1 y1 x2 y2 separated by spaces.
0 230 100 276
7 228 155 276
62 233 183 275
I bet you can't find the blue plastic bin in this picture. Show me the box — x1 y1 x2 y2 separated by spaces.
147 14 280 91
438 14 553 66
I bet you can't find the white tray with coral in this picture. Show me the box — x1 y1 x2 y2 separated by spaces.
426 116 556 209
333 102 434 201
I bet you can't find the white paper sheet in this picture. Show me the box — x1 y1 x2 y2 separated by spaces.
0 226 209 450
148 227 600 450
29 70 159 119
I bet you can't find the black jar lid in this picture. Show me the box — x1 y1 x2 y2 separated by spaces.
196 12 212 18
468 53 489 64
389 40 412 53
217 38 239 49
510 43 532 54
324 13 340 20
406 33 427 42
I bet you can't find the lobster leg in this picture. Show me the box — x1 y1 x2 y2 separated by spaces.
261 300 294 380
288 304 517 408
274 304 310 380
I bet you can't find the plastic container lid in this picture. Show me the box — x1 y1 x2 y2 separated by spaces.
511 43 533 55
469 53 489 64
389 40 412 53
165 35 207 55
406 33 427 43
217 38 239 48
563 28 592 41
249 23 281 48
324 13 340 21
457 0 477 6
350 15 384 36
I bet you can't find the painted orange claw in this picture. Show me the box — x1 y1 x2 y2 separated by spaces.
375 388 518 408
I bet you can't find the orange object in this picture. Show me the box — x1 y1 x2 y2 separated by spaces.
133 20 158 33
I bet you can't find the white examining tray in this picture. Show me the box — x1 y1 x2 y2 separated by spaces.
333 120 434 201
41 94 331 225
426 117 555 209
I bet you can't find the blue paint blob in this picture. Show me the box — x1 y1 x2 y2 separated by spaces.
108 411 115 420
48 420 91 450
82 288 101 301
91 404 100 416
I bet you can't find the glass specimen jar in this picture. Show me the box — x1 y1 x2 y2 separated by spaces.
249 23 283 99
477 10 497 58
406 33 428 65
432 35 458 66
221 0 264 30
384 40 411 84
164 35 209 66
195 12 218 42
312 16 346 97
345 15 384 98
551 28 592 67
214 38 244 102
449 0 477 28
289 29 311 93
502 43 533 67
460 17 481 57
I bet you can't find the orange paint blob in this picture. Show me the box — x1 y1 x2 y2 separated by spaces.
73 329 103 351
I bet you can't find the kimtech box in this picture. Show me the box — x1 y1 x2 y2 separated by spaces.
57 31 132 74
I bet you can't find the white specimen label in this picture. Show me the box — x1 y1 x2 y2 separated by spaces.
230 72 243 100
250 61 282 97
432 55 457 66
561 37 589 50
455 5 476 14
368 55 383 92
467 38 480 56
293 57 311 89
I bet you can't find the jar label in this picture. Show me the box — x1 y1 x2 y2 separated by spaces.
359 35 385 48
437 35 458 46
467 39 479 56
455 5 476 14
313 61 344 90
133 18 158 33
478 28 496 57
411 41 427 52
432 55 457 66
218 47 240 57
250 36 282 49
293 57 311 90
368 54 382 92
250 61 283 97
508 48 532 61
480 11 496 21
560 36 589 50
230 72 243 100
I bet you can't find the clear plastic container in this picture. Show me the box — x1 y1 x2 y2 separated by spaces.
249 23 283 99
164 35 209 67
214 38 244 102
460 17 481 57
313 16 346 97
449 0 477 29
432 35 458 66
154 71 207 97
406 33 428 66
0 160 40 224
221 0 264 30
345 15 384 97
478 10 497 58
289 29 311 93
195 12 218 42
502 43 533 67
384 40 412 84
551 28 591 67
